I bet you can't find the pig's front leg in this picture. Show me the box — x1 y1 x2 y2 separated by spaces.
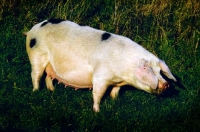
92 84 108 112
31 65 46 92
92 74 109 112
29 53 49 92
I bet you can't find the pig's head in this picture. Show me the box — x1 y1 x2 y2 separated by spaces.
134 59 176 95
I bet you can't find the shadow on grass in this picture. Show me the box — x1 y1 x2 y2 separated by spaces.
158 85 179 98
158 73 187 98
173 75 187 90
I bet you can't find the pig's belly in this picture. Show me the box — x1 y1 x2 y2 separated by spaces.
57 70 93 88
46 62 93 88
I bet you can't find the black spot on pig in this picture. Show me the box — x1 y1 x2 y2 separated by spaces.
30 38 36 48
41 21 48 27
48 18 64 24
79 24 86 27
41 18 65 27
102 32 111 41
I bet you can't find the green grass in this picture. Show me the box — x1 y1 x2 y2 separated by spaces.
0 0 199 131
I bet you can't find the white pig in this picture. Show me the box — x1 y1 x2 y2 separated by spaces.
24 19 176 112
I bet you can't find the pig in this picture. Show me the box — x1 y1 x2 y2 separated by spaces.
24 19 177 112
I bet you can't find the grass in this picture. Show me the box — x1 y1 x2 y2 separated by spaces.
0 0 200 131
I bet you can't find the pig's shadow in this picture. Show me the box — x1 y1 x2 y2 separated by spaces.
158 73 185 98
117 84 179 98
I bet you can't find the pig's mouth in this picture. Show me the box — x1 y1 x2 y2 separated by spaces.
152 82 169 95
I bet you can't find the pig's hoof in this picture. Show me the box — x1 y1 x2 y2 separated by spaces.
32 88 39 92
46 85 55 91
93 108 100 112
110 93 118 100
93 106 100 112
48 87 55 91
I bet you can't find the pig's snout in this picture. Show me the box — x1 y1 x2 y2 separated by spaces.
159 81 169 90
163 82 170 89
155 81 170 95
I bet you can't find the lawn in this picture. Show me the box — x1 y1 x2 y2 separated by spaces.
0 0 199 131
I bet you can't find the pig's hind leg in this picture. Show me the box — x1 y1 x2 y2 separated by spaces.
110 86 120 99
45 76 55 91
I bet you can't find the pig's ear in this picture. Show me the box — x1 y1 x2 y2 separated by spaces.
159 60 177 82
23 32 28 36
